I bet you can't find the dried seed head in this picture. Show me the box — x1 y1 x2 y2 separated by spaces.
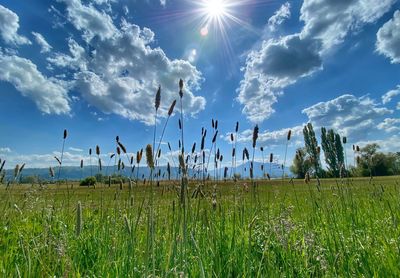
89 148 92 155
230 133 234 142
136 151 141 164
215 120 218 130
232 148 235 158
168 100 177 116
98 158 102 171
179 154 186 174
235 121 239 133
118 159 121 171
191 142 196 154
342 136 347 144
201 136 205 150
356 145 360 152
158 149 161 158
179 79 184 95
167 162 171 180
19 163 25 174
110 153 115 159
155 85 161 111
224 167 228 179
287 130 292 141
117 146 121 155
352 144 355 151
0 160 5 172
116 136 119 142
212 130 218 143
267 173 271 180
96 145 100 156
146 144 154 169
49 167 55 178
63 129 68 139
80 159 83 168
270 153 273 163
252 125 259 148
118 142 127 154
54 156 61 165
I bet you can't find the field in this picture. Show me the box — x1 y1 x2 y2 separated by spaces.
1 176 400 277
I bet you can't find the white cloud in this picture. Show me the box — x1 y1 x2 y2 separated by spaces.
268 2 291 31
0 4 30 45
69 147 84 152
382 85 400 104
49 1 205 125
225 125 304 148
0 147 11 153
31 32 52 53
0 53 71 115
60 0 117 42
355 135 400 153
302 94 393 141
376 10 400 64
160 0 166 7
238 0 396 123
377 118 400 133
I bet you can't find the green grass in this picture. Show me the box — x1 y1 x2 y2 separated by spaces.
1 176 400 277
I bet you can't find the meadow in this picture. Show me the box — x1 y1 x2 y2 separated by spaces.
1 176 400 277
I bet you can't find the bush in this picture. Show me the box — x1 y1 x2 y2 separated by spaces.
80 176 96 186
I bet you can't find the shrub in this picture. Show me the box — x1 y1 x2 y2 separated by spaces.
80 176 96 186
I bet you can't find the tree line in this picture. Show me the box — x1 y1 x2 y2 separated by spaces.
291 123 400 178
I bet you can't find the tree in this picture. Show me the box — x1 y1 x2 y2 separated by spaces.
290 148 312 178
303 123 321 177
321 127 345 177
354 144 399 177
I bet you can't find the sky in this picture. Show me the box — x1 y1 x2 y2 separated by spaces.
0 0 400 169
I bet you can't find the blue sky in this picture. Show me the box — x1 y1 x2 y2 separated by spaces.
0 0 399 169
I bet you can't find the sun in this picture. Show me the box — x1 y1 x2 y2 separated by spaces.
203 0 228 19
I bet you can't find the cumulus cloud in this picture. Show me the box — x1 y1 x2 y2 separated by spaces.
231 94 396 148
302 94 393 140
0 53 71 115
0 147 11 153
382 85 400 104
32 32 52 53
377 118 400 132
238 0 396 123
60 0 117 42
225 125 304 148
268 2 291 31
376 10 400 63
49 1 205 125
0 4 30 45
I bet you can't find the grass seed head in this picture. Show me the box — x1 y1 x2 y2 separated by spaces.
155 85 161 111
252 125 259 148
146 144 154 169
168 100 177 116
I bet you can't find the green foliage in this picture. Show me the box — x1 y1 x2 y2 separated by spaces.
320 127 345 177
80 176 96 186
354 144 400 177
303 123 321 176
290 148 312 178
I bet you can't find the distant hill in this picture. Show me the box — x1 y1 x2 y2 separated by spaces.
4 161 293 181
